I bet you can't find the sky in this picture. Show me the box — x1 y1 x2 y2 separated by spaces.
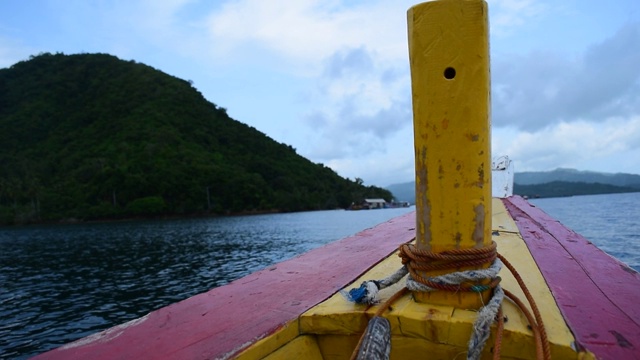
1 0 639 187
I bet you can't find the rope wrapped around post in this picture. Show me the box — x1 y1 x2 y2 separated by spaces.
343 241 502 304
400 241 500 293
343 241 504 360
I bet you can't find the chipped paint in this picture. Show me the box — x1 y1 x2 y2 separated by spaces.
408 0 490 252
473 203 485 248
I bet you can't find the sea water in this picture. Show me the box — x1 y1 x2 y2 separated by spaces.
1 192 639 358
0 207 414 358
529 192 640 272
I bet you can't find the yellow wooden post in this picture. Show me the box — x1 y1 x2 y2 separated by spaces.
407 0 492 308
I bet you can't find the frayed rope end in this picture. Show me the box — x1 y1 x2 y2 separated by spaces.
341 281 380 304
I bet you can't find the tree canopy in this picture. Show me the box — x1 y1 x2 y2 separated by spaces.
0 53 393 225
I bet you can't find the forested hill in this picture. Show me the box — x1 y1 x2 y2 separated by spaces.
0 52 392 225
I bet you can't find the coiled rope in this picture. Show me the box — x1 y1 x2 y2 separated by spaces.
344 241 550 360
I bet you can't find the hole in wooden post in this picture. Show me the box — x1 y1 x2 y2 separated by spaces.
444 67 456 80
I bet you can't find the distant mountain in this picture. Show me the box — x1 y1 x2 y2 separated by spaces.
386 182 415 203
515 168 640 188
514 181 638 198
386 168 640 202
0 53 392 225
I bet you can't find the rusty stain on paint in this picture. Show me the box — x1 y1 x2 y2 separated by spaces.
473 204 485 247
454 232 462 248
477 163 485 188
465 133 480 141
417 146 431 249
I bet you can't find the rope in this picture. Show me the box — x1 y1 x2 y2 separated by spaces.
498 253 551 360
345 241 502 360
341 266 408 304
405 259 502 293
493 307 504 360
349 287 409 360
467 285 504 360
343 242 501 304
400 241 498 272
343 241 550 360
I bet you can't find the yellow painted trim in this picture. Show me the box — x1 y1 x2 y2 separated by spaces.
490 199 579 358
235 320 299 360
491 199 521 233
261 336 323 360
236 199 596 359
295 199 583 359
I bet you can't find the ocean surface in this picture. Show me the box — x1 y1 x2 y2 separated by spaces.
529 192 640 272
0 207 415 359
2 192 639 358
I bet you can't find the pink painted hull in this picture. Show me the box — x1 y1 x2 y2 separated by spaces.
504 197 640 359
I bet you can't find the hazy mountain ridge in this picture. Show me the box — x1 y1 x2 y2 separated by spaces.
515 168 640 187
386 168 640 202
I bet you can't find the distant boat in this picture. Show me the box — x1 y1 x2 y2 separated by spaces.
347 199 411 210
33 2 640 359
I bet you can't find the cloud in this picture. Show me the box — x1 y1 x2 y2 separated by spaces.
322 125 416 186
203 0 412 69
490 0 548 34
493 22 640 131
494 115 640 171
302 45 411 162
323 46 374 79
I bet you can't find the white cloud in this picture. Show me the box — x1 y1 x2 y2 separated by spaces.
489 0 548 34
323 125 416 186
203 0 411 69
3 0 639 186
302 44 412 165
493 22 640 130
494 116 640 172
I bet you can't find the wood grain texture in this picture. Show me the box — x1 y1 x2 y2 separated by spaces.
503 196 640 359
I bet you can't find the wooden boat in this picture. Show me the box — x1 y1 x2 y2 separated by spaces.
34 1 640 359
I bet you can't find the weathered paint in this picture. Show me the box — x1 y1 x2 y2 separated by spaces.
408 0 491 252
491 155 514 198
33 212 417 360
297 199 583 359
503 196 640 360
407 0 492 308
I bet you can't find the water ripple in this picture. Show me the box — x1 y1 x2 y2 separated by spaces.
0 208 414 358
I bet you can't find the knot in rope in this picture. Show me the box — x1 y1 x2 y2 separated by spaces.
343 241 550 360
399 241 497 269
399 241 499 293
